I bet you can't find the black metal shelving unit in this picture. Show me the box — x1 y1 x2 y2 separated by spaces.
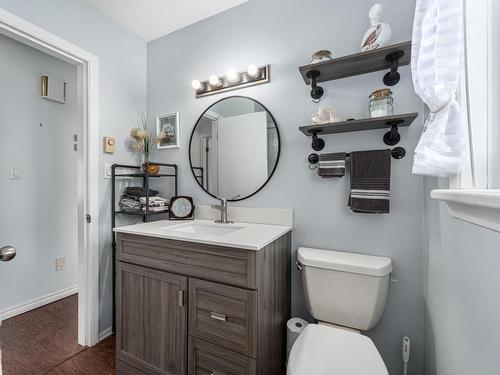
110 161 178 330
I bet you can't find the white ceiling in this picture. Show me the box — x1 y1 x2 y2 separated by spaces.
87 0 249 42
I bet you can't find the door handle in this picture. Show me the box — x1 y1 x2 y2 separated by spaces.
0 246 16 262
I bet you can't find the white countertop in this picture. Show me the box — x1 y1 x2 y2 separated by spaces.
113 219 293 250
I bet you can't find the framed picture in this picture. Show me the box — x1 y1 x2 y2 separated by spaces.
156 112 180 149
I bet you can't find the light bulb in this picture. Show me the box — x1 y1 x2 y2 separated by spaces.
226 69 240 83
247 64 260 78
209 74 222 87
191 79 202 90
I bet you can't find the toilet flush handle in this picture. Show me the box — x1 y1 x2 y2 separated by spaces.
296 261 303 271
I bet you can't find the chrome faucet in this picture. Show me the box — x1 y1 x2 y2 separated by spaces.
212 197 232 224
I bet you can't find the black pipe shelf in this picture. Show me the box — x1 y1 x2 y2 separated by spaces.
299 113 418 136
299 41 412 84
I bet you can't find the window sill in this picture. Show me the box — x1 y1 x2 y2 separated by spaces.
431 189 500 232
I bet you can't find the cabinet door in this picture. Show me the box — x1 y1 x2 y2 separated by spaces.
117 262 187 375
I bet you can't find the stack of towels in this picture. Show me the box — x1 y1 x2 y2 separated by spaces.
119 187 169 213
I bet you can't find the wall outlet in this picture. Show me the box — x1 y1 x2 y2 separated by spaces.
55 257 65 271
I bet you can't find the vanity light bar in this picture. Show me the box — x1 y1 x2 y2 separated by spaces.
192 64 270 98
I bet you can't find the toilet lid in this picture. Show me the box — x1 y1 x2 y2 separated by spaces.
287 324 388 375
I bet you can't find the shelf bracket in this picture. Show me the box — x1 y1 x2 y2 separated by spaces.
309 129 325 151
306 70 324 102
383 120 404 146
383 50 405 86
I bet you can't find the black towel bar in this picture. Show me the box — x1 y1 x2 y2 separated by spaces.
347 147 406 160
308 147 406 166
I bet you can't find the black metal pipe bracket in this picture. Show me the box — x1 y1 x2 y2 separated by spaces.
306 70 324 102
383 50 405 86
309 129 325 151
391 147 406 159
383 120 404 145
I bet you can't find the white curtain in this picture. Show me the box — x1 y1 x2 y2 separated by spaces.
411 0 467 177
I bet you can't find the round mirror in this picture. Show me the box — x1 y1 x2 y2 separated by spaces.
189 96 280 201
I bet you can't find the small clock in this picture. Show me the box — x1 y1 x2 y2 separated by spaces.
169 196 195 220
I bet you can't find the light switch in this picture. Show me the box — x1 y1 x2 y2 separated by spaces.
103 136 116 154
9 166 22 180
104 163 112 179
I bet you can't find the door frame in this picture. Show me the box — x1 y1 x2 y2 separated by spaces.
0 8 100 346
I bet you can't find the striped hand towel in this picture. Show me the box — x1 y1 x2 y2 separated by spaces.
348 150 391 214
317 152 347 178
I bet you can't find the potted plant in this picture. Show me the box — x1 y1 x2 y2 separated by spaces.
130 113 168 174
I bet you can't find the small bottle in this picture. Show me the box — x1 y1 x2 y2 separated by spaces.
369 88 394 118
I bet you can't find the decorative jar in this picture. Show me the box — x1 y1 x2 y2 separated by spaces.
369 88 394 118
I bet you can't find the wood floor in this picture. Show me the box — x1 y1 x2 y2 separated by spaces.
0 294 116 374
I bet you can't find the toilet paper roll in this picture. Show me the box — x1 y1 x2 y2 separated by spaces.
287 317 309 349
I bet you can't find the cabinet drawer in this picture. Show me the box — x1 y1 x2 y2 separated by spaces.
189 279 257 357
118 234 256 289
188 337 256 375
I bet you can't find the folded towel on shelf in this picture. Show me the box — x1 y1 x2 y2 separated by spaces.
119 197 141 210
122 194 140 201
348 149 391 214
124 186 159 197
317 152 347 178
139 196 169 206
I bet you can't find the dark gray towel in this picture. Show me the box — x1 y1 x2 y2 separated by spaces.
348 150 391 214
318 152 346 178
124 186 159 197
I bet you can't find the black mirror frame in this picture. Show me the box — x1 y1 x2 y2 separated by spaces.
188 95 281 202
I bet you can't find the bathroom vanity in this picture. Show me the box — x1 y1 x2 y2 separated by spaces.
114 219 292 375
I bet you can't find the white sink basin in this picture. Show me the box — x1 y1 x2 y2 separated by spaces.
114 218 292 250
161 222 244 236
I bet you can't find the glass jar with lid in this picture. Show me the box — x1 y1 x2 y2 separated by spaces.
369 88 394 118
310 50 333 64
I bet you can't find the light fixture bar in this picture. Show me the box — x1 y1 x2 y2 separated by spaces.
193 65 270 98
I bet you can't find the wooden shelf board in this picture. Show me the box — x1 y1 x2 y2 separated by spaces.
299 113 418 136
299 41 412 84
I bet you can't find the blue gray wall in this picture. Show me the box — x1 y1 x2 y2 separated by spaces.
0 0 147 335
423 178 500 375
146 0 424 373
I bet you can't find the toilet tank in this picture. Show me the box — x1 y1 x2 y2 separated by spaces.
297 247 392 331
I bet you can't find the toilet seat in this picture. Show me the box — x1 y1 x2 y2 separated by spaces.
287 324 388 375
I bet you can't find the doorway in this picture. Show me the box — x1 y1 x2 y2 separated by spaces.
0 6 99 354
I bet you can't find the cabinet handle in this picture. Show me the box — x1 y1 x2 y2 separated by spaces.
178 290 184 307
210 312 227 322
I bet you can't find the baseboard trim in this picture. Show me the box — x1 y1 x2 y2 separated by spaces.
98 326 113 341
0 285 78 323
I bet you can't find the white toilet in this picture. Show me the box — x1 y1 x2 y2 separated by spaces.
287 247 393 375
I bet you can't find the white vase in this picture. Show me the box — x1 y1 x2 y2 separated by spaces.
360 3 392 52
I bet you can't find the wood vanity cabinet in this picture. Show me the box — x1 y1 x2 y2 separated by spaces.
115 232 291 375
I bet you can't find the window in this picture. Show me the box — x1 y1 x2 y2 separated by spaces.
454 0 500 189
432 0 500 233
